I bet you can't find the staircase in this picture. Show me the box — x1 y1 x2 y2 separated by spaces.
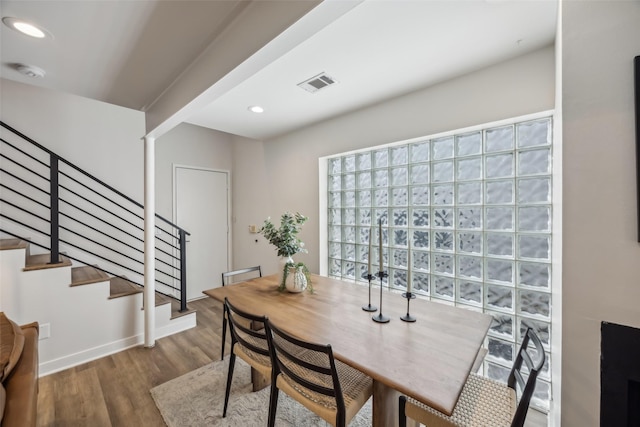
0 237 196 376
0 121 197 376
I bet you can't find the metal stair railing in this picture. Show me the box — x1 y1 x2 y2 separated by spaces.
0 121 190 312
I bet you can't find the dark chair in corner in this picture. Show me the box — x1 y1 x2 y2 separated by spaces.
399 327 546 427
220 266 261 360
222 298 271 418
265 319 373 427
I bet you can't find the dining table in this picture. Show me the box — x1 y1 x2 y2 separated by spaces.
203 273 492 427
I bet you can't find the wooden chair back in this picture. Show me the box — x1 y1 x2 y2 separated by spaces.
509 327 546 427
221 265 262 286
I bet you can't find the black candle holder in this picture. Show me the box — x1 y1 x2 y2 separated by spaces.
400 292 416 322
361 273 378 312
372 270 390 323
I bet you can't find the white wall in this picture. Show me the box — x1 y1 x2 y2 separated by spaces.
232 46 556 276
0 78 145 201
231 135 275 271
154 122 233 221
562 2 640 425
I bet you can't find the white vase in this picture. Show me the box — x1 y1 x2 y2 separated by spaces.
278 256 294 288
285 264 308 293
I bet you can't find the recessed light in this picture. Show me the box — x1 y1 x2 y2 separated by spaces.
2 17 52 39
248 105 264 114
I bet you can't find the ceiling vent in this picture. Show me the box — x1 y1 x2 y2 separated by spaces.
297 72 337 93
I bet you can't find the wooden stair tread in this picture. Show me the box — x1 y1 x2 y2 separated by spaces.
71 265 110 286
155 292 171 307
0 238 28 251
169 299 196 320
24 253 72 271
109 276 142 299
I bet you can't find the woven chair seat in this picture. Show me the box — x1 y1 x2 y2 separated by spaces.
234 341 271 377
279 357 372 411
406 373 516 427
267 321 373 427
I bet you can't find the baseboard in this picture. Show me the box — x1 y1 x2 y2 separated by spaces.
39 312 197 376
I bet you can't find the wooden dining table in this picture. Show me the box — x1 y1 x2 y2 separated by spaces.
203 274 492 427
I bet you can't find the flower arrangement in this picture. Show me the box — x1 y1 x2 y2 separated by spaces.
259 212 312 292
260 212 308 258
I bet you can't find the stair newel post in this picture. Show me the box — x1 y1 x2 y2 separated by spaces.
179 229 188 312
49 154 61 264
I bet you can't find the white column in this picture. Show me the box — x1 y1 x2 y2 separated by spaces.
143 136 156 348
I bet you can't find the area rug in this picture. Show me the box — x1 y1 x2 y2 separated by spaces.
150 357 372 427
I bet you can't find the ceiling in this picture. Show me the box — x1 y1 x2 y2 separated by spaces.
0 0 558 140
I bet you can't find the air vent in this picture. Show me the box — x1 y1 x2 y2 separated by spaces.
297 72 338 93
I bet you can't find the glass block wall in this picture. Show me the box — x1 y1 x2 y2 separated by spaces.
326 116 553 410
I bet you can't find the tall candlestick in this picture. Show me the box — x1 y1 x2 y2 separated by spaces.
368 227 373 274
378 219 383 270
407 239 413 294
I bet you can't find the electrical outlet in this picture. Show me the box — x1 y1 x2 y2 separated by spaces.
40 323 50 340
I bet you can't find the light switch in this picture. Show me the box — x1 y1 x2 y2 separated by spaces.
248 225 259 233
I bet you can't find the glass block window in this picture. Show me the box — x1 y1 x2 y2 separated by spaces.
326 117 553 410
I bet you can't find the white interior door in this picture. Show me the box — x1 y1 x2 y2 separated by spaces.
175 166 229 300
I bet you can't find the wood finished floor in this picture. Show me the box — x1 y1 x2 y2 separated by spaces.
35 296 547 427
36 297 223 427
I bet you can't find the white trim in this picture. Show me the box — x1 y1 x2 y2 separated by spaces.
38 312 196 377
143 136 156 348
318 158 329 276
172 164 232 289
549 1 563 425
322 110 556 160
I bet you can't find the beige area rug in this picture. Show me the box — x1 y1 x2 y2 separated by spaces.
151 357 372 427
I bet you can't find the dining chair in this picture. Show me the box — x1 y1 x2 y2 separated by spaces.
220 266 262 360
222 297 272 418
399 327 546 427
264 319 373 427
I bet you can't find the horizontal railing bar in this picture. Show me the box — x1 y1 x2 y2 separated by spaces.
0 137 49 169
59 161 189 235
58 238 178 286
0 169 49 196
59 212 179 269
59 169 144 223
0 184 49 210
59 186 179 250
0 227 180 294
60 212 143 252
60 226 144 267
59 184 144 232
0 191 180 268
59 199 179 256
1 216 180 284
0 228 49 250
0 215 49 239
0 123 55 157
1 121 189 236
1 122 187 301
59 170 187 244
0 198 49 223
154 213 190 235
59 227 180 281
0 155 49 183
60 198 142 241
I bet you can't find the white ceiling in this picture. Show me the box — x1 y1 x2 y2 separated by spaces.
0 0 557 140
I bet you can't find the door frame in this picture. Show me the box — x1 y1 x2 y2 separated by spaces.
172 164 232 298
